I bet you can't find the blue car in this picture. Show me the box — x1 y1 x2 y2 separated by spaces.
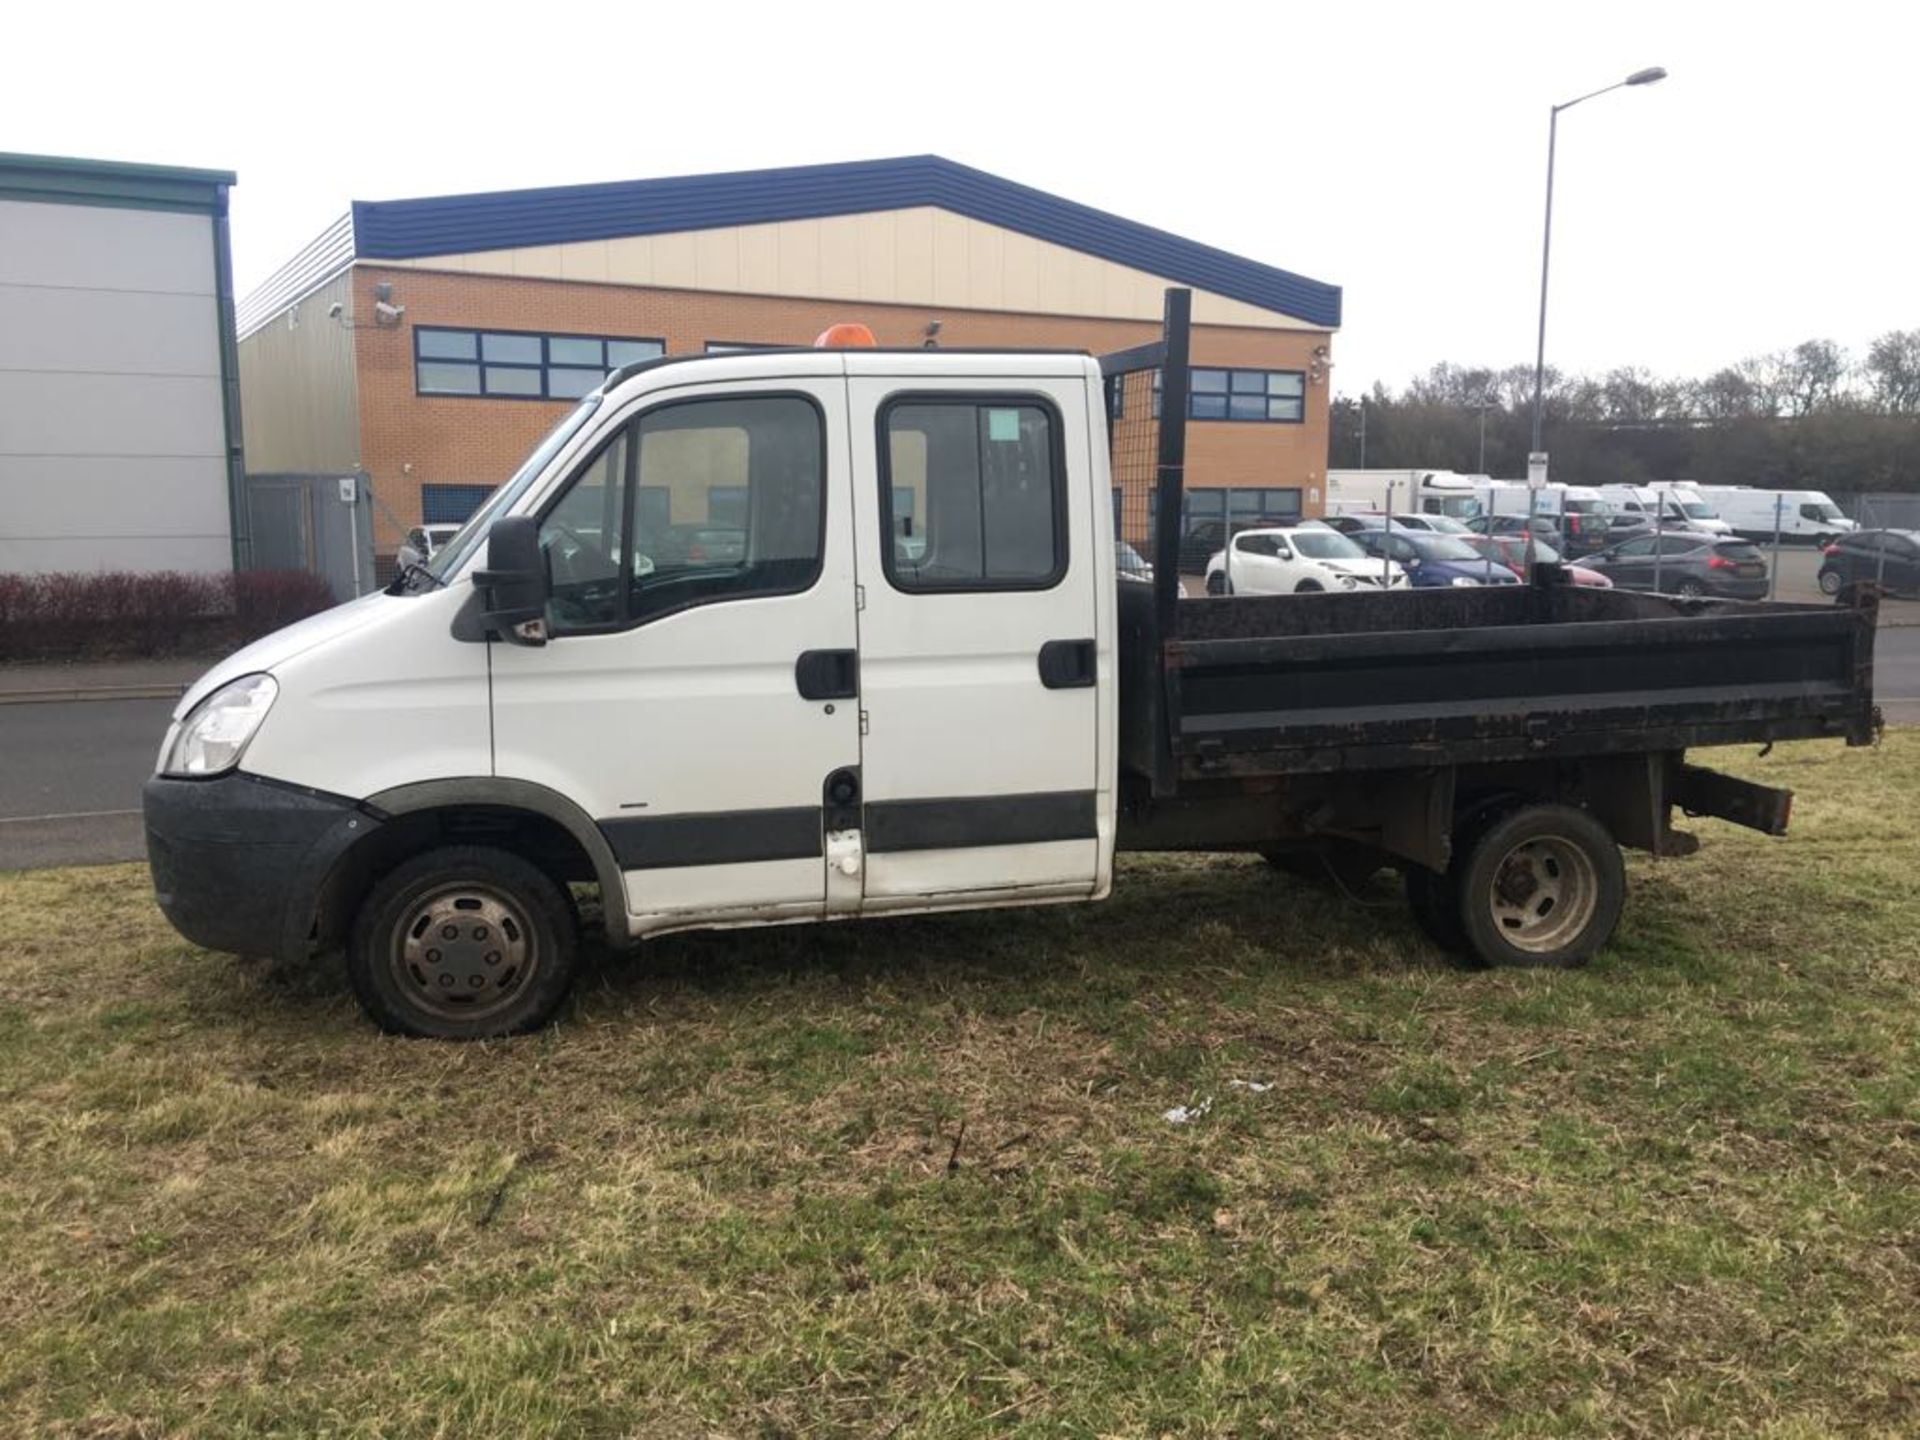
1353 528 1523 588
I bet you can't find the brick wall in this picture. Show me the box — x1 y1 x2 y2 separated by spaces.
351 266 1331 548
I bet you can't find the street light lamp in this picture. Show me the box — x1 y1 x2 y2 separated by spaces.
1525 65 1667 569
1528 66 1668 457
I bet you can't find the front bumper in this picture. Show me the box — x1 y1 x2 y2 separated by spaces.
144 772 372 958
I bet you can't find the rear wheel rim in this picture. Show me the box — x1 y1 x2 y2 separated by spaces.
390 884 539 1023
1482 837 1599 955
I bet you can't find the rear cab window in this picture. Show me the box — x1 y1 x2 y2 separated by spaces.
879 397 1066 592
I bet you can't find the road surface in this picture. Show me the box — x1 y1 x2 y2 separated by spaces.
2 629 1917 872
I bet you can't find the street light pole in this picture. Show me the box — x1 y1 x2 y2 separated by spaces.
1525 64 1667 570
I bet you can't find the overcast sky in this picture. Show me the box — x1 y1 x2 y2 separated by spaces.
6 0 1913 393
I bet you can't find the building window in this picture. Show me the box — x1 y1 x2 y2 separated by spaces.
421 482 496 524
414 327 664 400
880 397 1066 592
1151 367 1307 423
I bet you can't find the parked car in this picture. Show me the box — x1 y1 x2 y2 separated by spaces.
1352 529 1522 588
1115 540 1154 583
1315 513 1385 536
651 524 747 565
1819 530 1920 598
1583 533 1771 599
1204 526 1409 595
1460 533 1612 588
1387 512 1473 534
396 523 463 572
1467 513 1563 545
1178 520 1228 573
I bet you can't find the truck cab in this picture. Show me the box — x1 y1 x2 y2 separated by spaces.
146 347 1121 1035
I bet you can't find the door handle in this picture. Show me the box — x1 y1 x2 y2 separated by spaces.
795 649 859 700
1037 638 1096 689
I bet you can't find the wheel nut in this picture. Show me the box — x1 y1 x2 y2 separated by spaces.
485 951 500 965
426 948 441 963
469 975 484 988
438 974 454 988
442 925 459 940
474 925 488 941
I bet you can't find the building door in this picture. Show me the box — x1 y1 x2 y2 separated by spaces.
847 368 1108 910
489 379 860 932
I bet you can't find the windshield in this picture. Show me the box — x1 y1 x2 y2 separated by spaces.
1292 531 1366 560
1677 500 1714 519
1563 499 1610 514
424 396 603 581
1420 514 1471 533
1419 535 1483 561
1803 501 1843 521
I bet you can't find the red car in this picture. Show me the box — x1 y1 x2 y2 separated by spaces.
1461 533 1612 587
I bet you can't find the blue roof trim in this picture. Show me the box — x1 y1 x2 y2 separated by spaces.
349 156 1341 328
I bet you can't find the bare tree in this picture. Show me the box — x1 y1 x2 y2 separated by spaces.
1865 329 1920 414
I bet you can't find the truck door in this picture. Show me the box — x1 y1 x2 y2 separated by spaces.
489 374 861 932
847 364 1108 909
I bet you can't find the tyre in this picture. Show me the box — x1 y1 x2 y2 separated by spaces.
1673 579 1706 598
1818 567 1843 596
1206 572 1231 596
1404 864 1468 953
1456 805 1624 969
1294 579 1324 594
347 845 581 1039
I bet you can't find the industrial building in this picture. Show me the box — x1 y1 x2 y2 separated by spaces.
0 152 243 574
235 156 1341 570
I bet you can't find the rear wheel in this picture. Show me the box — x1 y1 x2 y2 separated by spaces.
348 846 581 1039
1818 567 1844 596
1456 805 1624 969
1673 578 1707 598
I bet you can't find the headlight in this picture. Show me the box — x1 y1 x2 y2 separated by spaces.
1450 576 1480 588
161 674 278 777
1339 575 1358 589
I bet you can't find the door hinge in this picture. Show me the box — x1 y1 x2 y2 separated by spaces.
859 709 870 736
855 584 866 612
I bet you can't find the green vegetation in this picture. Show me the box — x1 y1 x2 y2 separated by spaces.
4 734 1918 1437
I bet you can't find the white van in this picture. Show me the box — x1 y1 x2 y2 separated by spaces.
1327 469 1483 520
1693 488 1857 544
1597 485 1731 535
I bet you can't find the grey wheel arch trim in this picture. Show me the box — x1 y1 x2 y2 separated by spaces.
352 778 630 950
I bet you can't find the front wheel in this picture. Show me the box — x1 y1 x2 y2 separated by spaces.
1457 805 1624 969
1294 579 1324 594
348 846 581 1038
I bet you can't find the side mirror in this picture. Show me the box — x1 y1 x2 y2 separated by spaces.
475 515 550 646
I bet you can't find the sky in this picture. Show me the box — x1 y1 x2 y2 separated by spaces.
5 0 1914 394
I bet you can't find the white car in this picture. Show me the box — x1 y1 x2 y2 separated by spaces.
1205 526 1410 595
396 522 463 573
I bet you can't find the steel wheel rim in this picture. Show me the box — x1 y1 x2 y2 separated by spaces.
390 884 538 1022
1484 836 1598 955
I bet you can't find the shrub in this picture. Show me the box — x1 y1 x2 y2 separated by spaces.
0 569 338 662
231 569 339 644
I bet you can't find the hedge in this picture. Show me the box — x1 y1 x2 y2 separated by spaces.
0 569 339 663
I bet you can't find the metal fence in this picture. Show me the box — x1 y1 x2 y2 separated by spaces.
241 472 376 602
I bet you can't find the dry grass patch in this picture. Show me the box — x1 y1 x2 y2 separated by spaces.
2 733 1919 1436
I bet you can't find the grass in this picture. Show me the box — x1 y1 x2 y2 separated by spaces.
3 734 1919 1437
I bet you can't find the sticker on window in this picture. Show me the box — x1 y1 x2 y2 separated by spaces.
986 408 1021 443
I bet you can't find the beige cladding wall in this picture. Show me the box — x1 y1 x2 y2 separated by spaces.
236 270 361 473
380 208 1321 332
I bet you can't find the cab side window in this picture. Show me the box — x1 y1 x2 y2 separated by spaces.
541 431 630 631
881 398 1065 591
535 394 824 634
630 395 824 624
